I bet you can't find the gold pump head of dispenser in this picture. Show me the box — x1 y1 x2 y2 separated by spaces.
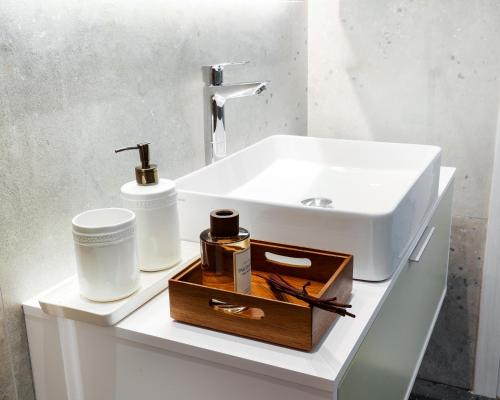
115 142 159 185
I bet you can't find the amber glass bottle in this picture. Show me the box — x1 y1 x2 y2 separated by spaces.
200 209 251 293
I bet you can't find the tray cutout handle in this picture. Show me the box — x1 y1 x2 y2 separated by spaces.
209 299 264 320
264 252 312 268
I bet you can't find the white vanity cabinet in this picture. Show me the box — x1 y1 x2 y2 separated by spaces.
23 168 455 400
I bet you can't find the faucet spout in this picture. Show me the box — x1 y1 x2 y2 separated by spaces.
212 81 269 107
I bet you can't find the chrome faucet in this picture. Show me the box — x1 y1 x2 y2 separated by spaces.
203 62 269 164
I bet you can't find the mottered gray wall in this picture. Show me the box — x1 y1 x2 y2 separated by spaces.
308 0 500 390
0 1 307 398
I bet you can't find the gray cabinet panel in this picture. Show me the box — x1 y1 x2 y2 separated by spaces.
338 184 453 400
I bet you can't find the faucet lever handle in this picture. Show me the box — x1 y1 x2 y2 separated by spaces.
206 61 249 85
209 61 249 70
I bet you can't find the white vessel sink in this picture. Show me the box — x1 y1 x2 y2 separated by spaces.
176 135 441 281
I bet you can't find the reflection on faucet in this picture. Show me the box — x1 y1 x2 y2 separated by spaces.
203 62 269 164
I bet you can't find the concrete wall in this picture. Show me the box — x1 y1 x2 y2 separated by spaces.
308 0 500 390
0 1 308 398
4 0 497 396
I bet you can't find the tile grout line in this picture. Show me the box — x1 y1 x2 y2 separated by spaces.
417 377 471 392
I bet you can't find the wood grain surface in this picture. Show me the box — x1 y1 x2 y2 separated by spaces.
169 240 353 351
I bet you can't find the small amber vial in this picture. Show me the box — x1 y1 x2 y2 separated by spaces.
200 209 251 293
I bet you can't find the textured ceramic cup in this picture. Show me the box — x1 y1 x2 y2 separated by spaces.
72 208 140 302
121 181 181 271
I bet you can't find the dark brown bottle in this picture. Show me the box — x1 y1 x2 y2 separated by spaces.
200 209 251 293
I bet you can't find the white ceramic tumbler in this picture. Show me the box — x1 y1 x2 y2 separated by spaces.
72 208 140 302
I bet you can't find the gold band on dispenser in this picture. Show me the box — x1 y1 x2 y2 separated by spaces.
135 165 159 185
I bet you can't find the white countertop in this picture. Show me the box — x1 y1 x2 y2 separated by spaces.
23 167 455 394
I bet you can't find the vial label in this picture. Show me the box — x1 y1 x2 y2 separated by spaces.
233 247 251 294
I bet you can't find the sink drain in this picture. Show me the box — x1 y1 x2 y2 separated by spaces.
301 197 333 208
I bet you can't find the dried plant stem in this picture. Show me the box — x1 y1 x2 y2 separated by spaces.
258 273 355 318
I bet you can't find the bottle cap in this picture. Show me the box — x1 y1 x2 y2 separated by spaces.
210 209 239 237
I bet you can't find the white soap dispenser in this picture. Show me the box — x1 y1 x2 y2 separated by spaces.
115 143 181 271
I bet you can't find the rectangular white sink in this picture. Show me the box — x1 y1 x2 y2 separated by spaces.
176 135 441 281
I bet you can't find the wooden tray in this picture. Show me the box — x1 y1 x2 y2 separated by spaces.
169 240 353 351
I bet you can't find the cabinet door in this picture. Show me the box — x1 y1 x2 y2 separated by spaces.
337 185 453 400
